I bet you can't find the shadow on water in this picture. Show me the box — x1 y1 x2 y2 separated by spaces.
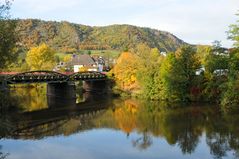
1 85 239 158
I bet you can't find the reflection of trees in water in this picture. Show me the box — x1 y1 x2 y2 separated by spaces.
114 99 138 134
105 100 239 157
1 85 49 112
165 110 202 154
177 128 199 154
0 91 18 110
129 101 204 154
132 132 152 151
108 100 202 152
206 133 230 159
0 145 9 159
234 150 239 159
205 113 239 159
0 117 12 139
11 85 48 111
2 95 239 158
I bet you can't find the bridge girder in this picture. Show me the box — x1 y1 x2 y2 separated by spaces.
1 71 107 84
69 71 106 81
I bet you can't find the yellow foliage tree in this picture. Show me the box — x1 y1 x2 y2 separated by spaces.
63 54 72 63
26 43 56 70
79 66 88 72
112 52 139 91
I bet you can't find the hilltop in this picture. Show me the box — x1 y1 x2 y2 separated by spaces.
15 19 187 53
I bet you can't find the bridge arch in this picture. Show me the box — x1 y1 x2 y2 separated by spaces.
69 71 106 81
7 70 68 84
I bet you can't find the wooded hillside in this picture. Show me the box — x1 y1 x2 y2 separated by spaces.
15 19 187 53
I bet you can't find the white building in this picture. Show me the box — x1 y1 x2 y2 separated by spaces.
70 54 97 72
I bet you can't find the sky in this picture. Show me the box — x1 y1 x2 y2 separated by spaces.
8 0 239 47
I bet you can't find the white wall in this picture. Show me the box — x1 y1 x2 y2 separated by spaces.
74 65 83 72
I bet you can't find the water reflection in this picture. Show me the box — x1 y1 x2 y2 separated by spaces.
0 145 9 159
132 132 153 151
1 87 239 159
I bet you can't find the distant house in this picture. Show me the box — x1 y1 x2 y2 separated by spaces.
92 56 105 72
53 61 66 72
196 66 205 75
195 66 228 76
160 52 167 56
69 54 97 72
213 69 229 76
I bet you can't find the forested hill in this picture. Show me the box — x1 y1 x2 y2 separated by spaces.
15 19 187 52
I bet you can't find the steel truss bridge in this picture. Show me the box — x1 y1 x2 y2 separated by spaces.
0 71 107 85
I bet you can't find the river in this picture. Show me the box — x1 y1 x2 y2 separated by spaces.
0 85 239 159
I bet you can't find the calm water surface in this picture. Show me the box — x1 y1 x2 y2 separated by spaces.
1 85 239 159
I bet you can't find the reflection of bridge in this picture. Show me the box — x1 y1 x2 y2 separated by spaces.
0 98 112 140
0 71 106 84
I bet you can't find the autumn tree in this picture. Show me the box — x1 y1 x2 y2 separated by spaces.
63 54 72 63
26 43 56 70
0 0 18 69
111 52 139 92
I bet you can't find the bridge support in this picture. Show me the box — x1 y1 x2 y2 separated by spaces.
47 82 76 99
82 80 108 94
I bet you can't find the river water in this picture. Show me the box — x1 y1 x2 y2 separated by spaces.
0 85 239 159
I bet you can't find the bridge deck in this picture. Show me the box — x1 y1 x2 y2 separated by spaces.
0 71 107 84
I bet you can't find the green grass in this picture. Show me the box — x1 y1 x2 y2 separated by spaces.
55 50 121 61
81 50 121 58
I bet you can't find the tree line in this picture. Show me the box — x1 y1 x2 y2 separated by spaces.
111 38 239 113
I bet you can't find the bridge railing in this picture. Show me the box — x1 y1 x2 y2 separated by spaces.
0 71 107 84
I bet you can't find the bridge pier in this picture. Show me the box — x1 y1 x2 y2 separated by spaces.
47 82 76 99
82 80 108 94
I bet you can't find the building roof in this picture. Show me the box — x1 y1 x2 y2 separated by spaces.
70 54 96 66
92 56 105 64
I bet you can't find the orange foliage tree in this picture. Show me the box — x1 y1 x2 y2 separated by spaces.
111 52 140 91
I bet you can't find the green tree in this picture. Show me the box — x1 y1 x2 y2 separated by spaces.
221 48 239 113
220 12 239 112
26 43 56 70
0 0 18 69
203 42 229 101
228 13 239 47
87 50 92 55
196 45 212 65
136 44 163 100
160 53 178 101
160 46 199 102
